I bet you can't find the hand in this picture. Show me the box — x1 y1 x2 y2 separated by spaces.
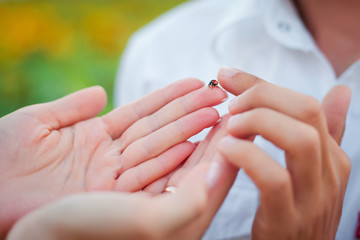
7 156 233 240
217 67 351 239
143 115 238 239
0 78 227 235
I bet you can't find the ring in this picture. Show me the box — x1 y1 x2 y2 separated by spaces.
163 186 177 194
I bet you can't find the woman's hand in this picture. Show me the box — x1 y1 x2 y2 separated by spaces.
7 156 233 240
217 67 352 239
142 115 238 238
0 78 227 235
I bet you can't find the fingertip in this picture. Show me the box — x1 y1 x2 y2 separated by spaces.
175 141 196 156
217 66 243 81
323 85 352 144
335 85 352 106
204 107 221 127
218 136 237 154
217 67 264 96
184 141 197 151
193 107 220 126
207 84 228 102
228 97 239 114
90 86 108 110
76 86 108 113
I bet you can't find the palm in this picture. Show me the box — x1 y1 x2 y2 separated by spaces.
0 79 226 235
22 116 119 192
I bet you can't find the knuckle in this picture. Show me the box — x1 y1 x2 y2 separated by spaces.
302 97 323 122
266 171 291 195
232 72 264 93
246 108 267 123
333 148 351 183
297 126 321 152
119 132 131 152
147 114 160 132
243 72 264 86
179 94 190 114
175 117 189 138
249 84 266 100
143 136 157 156
342 156 352 177
132 100 145 120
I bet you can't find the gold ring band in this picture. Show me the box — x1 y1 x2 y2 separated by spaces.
163 186 177 194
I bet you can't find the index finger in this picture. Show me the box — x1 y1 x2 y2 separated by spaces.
217 67 264 96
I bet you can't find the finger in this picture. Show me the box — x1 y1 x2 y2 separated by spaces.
166 115 231 187
180 155 238 237
158 155 237 238
151 160 223 237
142 171 174 194
322 85 352 145
115 142 195 192
218 67 327 131
218 67 332 174
224 70 326 128
119 107 219 173
219 136 294 219
27 86 107 129
227 109 322 203
217 67 263 96
102 78 204 139
118 85 227 151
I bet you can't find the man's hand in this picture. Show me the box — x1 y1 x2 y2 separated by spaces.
0 78 227 236
217 67 351 239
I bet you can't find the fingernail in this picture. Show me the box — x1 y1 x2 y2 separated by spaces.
229 97 237 110
219 136 237 150
206 161 221 189
228 115 240 129
219 67 242 78
221 95 229 103
215 117 222 125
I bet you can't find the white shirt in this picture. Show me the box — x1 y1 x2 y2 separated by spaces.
115 0 360 239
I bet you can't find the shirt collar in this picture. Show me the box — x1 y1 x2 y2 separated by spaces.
263 0 315 52
211 0 316 54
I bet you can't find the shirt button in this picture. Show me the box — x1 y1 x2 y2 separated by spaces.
277 21 291 33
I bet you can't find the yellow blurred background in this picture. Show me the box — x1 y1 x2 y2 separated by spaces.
0 0 186 117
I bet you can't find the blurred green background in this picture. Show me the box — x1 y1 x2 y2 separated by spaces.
0 0 186 117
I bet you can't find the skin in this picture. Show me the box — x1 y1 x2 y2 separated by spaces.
294 0 360 76
143 115 238 239
7 117 237 240
215 1 360 237
217 67 352 239
0 78 228 237
3 0 359 238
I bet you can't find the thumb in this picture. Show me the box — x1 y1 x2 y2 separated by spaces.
322 85 351 145
158 162 213 227
31 86 107 129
